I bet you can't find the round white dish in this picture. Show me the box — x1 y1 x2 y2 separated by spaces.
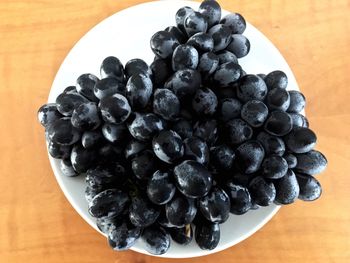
48 0 300 258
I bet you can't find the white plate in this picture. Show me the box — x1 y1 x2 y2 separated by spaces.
48 0 300 258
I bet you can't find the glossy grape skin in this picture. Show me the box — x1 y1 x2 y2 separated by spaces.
129 195 160 227
152 130 184 164
142 226 171 255
295 150 327 175
207 24 232 52
55 92 89 116
235 140 265 174
241 100 269 128
85 186 102 203
86 163 126 190
88 189 129 218
147 170 176 205
131 150 156 181
248 176 276 206
289 113 309 128
150 58 172 88
63 86 77 94
187 32 214 53
47 118 81 145
165 69 201 99
264 70 288 90
213 62 242 88
193 119 218 146
101 123 127 144
150 30 179 59
210 144 235 171
198 0 221 28
94 77 126 100
165 26 187 43
172 44 199 71
287 90 306 113
47 140 71 159
261 155 288 179
125 58 152 78
220 13 246 34
256 131 285 156
76 73 99 102
264 111 293 136
192 87 218 116
153 88 180 121
37 103 62 128
217 98 242 122
60 158 77 177
216 50 238 64
274 169 300 205
266 88 290 111
71 102 101 130
226 34 250 58
175 6 195 34
237 74 267 102
172 119 193 139
107 220 141 251
296 173 322 201
226 118 253 145
198 52 219 75
284 153 297 168
70 144 96 173
124 139 148 159
165 194 197 227
169 225 193 245
174 160 212 198
285 127 317 153
100 56 124 82
195 221 220 250
184 11 208 37
183 137 209 165
127 113 165 141
225 181 252 215
198 187 230 223
99 94 131 124
97 214 124 234
126 73 153 110
81 130 104 149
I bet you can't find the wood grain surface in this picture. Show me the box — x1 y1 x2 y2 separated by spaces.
1 0 349 262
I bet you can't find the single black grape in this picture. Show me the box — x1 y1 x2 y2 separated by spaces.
88 189 129 218
226 118 253 145
217 98 242 122
192 87 218 116
198 0 221 27
55 92 89 116
241 100 269 128
187 32 214 53
184 11 208 37
153 88 180 121
107 220 141 251
150 30 179 59
216 50 238 64
70 144 96 173
131 150 156 181
165 194 197 227
172 44 199 71
175 6 195 34
264 70 288 90
47 118 81 145
47 140 71 159
248 176 276 206
210 144 235 171
289 113 309 128
213 61 242 88
150 58 172 88
225 181 252 215
195 221 220 250
125 58 152 78
174 160 212 198
94 77 126 99
165 69 201 99
285 127 317 153
100 56 124 82
237 74 267 102
147 170 176 205
264 110 293 136
198 52 219 75
99 94 131 124
60 158 77 177
169 224 193 245
198 187 230 223
261 155 288 179
76 73 99 102
295 150 327 175
184 137 209 165
274 169 300 205
296 173 322 201
127 113 165 141
37 103 62 128
101 123 127 144
126 73 153 110
81 130 104 149
287 90 306 113
226 34 250 58
235 140 265 174
129 195 160 227
71 102 101 130
266 88 290 111
257 131 286 156
220 13 246 34
193 119 218 146
165 26 187 43
142 225 171 255
152 130 184 164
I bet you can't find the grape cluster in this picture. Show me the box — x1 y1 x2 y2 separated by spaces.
37 0 327 255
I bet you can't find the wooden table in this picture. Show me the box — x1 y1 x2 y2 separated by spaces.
1 0 349 262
